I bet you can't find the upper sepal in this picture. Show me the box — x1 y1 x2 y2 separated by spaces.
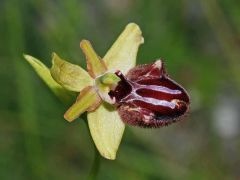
103 23 144 75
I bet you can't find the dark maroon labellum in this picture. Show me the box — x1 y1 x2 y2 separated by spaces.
109 60 190 128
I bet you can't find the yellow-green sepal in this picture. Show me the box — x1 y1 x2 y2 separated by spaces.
87 103 125 160
23 54 74 103
51 53 94 92
104 23 144 74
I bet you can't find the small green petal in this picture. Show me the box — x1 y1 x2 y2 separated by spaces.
23 54 74 103
104 23 144 75
80 40 107 78
95 72 121 104
99 72 121 86
87 103 125 160
64 86 102 122
51 53 93 92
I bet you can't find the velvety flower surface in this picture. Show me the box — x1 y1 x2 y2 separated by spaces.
109 60 190 128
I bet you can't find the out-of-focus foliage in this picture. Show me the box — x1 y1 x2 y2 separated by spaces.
1 0 240 179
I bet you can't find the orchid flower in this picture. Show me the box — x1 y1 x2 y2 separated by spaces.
24 23 190 160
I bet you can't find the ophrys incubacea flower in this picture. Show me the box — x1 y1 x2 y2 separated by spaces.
23 23 190 160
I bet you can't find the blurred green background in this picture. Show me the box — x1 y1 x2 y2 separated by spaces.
1 0 240 179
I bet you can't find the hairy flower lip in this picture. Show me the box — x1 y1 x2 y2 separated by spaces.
109 62 190 105
109 60 190 128
111 74 190 105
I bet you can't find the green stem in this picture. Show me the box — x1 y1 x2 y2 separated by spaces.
83 120 101 180
87 146 101 180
